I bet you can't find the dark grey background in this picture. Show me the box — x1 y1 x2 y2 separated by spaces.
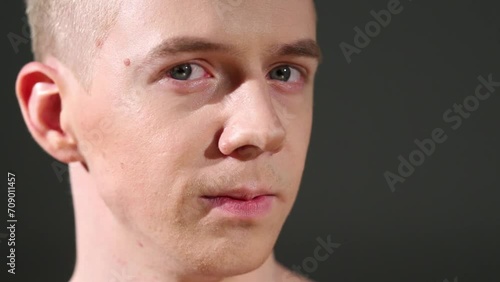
2 0 499 281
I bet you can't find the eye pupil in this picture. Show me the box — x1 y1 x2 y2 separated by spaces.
170 64 192 80
270 66 291 81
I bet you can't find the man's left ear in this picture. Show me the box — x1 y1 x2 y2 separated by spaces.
15 61 84 164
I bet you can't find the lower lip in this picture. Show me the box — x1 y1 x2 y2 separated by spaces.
202 195 274 218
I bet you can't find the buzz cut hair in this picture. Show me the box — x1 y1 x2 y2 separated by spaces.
25 0 122 87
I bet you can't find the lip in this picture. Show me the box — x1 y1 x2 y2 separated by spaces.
204 186 274 200
201 186 275 218
201 195 275 218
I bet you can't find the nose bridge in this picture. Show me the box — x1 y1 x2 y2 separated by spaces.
219 79 286 156
234 80 277 126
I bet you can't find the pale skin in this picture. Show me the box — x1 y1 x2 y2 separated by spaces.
16 1 320 281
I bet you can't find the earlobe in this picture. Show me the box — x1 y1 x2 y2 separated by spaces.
16 61 83 164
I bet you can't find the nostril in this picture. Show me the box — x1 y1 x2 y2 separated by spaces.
237 145 259 159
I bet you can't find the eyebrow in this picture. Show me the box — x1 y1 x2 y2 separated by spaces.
269 39 323 63
141 36 322 66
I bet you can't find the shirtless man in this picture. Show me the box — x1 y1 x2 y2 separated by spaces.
16 1 322 281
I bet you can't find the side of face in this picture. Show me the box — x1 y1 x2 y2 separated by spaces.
19 0 319 278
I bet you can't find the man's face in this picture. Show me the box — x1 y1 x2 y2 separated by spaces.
66 0 318 277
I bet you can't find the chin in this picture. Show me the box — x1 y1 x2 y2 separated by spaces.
194 251 271 278
180 237 275 278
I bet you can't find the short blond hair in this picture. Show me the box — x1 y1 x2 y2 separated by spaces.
25 0 121 86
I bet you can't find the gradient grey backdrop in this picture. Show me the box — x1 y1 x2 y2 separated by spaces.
2 1 499 281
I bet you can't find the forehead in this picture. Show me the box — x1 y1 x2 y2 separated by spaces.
103 0 316 61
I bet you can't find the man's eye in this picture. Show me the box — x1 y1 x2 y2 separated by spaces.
268 65 301 82
167 63 207 80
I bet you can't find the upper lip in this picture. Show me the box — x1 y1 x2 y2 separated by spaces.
202 185 274 201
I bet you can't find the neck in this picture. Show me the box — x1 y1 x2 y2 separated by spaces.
67 162 293 282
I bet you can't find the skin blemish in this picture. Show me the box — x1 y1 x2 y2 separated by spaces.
95 39 104 49
123 58 131 67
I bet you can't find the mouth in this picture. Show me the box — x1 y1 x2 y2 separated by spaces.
201 186 276 218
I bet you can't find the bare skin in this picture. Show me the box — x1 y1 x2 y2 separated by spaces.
16 1 320 281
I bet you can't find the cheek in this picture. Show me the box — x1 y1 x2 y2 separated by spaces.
284 96 313 152
284 106 313 185
84 108 205 225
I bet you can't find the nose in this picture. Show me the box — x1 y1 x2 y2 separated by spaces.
218 79 286 159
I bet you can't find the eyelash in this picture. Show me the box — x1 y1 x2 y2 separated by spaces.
163 62 307 83
165 63 211 80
